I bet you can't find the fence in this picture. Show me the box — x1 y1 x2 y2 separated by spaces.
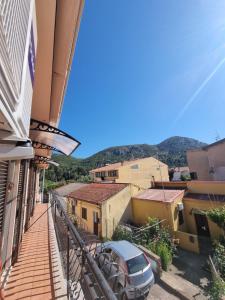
50 192 117 300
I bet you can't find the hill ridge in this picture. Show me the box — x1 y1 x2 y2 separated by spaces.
46 136 207 182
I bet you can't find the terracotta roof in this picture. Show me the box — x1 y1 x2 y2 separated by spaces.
68 183 128 204
184 193 225 202
90 162 123 172
134 189 184 203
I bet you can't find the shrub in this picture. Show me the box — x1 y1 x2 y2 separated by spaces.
213 242 225 279
207 206 225 231
208 277 225 300
112 225 133 242
148 241 172 271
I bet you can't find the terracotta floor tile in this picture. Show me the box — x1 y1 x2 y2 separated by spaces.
4 204 54 300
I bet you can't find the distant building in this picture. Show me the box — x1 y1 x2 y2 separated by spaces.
67 183 141 238
170 166 190 181
187 138 225 181
89 157 169 189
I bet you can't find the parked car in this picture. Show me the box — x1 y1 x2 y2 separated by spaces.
95 240 154 299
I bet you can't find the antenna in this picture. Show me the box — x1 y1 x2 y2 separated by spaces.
215 130 220 141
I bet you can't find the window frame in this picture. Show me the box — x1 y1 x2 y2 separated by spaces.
81 207 87 220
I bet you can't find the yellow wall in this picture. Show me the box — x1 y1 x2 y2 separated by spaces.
68 184 141 238
132 192 185 232
187 142 225 181
116 157 169 189
101 185 141 238
187 181 225 195
67 197 101 236
183 197 224 240
174 231 199 253
187 149 211 180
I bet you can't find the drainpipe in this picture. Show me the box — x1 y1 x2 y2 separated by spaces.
41 168 45 203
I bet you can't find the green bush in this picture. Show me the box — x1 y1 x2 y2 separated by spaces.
112 225 133 242
213 242 225 279
208 277 225 300
207 206 225 231
148 241 172 271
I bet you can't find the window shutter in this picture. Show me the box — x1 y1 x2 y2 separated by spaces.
0 160 9 233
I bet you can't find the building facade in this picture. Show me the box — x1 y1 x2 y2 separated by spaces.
67 183 141 238
131 181 225 253
90 157 169 189
132 189 185 232
187 138 225 181
0 0 83 283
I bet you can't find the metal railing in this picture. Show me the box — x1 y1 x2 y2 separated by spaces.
50 192 117 300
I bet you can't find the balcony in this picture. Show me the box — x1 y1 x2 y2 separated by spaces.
4 204 67 299
3 194 117 300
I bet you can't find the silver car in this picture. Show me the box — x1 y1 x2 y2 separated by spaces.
95 240 154 299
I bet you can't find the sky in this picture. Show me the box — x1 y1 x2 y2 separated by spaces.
60 0 225 158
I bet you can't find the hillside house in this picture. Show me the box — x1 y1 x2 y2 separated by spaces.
89 157 169 189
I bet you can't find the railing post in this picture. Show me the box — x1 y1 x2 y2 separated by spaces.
67 225 70 297
54 201 56 223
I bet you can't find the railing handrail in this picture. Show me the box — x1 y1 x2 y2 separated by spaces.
51 191 117 300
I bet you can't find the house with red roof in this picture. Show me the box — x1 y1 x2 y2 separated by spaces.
67 183 141 238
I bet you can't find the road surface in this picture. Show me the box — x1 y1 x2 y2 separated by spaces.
147 283 179 300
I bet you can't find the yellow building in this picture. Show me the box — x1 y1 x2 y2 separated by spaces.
183 181 225 240
90 157 169 189
132 189 185 232
67 183 141 238
187 138 225 180
131 181 225 253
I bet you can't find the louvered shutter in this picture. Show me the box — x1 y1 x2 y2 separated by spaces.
0 160 8 234
12 160 26 264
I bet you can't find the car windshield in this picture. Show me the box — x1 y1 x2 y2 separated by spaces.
126 254 149 274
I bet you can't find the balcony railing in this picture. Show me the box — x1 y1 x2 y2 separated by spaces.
50 192 117 300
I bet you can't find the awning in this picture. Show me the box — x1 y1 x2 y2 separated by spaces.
30 119 80 156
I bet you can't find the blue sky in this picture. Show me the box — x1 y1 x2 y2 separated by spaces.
60 0 225 158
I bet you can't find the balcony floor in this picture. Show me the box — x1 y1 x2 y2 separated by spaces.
4 204 67 300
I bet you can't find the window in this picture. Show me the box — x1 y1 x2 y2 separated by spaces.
126 254 148 274
130 164 139 170
82 207 87 220
108 170 118 177
190 172 198 180
72 204 75 214
95 172 101 178
179 210 184 225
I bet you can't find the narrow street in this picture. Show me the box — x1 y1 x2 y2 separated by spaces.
148 283 179 300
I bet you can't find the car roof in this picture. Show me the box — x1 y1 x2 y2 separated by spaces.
103 240 142 261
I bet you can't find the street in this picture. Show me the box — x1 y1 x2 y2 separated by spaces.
147 283 179 300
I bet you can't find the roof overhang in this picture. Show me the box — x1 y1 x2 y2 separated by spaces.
31 0 84 126
30 119 80 156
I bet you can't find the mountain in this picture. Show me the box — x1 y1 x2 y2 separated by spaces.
46 136 207 182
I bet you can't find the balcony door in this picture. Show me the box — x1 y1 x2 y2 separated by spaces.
12 160 28 265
